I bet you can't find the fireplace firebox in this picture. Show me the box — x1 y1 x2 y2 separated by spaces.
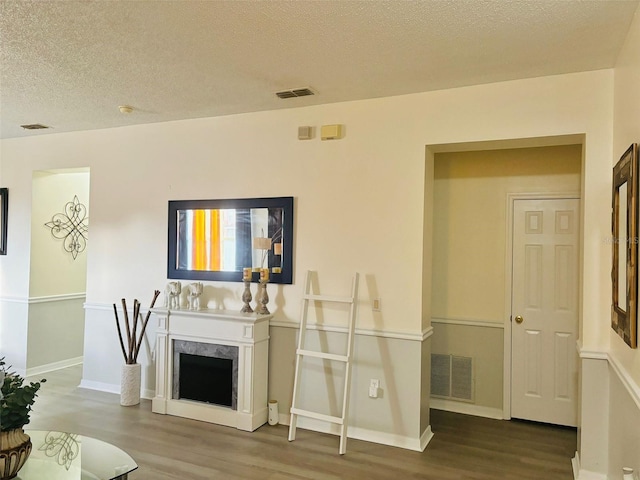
172 339 238 409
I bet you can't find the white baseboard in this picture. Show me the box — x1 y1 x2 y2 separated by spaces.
26 356 83 377
430 398 504 420
79 379 120 395
576 470 608 480
79 379 154 400
277 414 425 451
420 425 434 451
572 452 580 479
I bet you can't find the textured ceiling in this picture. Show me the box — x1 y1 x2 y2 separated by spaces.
1 0 638 139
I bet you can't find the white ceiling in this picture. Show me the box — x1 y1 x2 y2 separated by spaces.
1 0 638 140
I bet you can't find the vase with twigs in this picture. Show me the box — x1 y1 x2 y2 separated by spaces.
113 290 160 406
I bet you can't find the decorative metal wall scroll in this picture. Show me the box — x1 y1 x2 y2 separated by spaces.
44 195 88 259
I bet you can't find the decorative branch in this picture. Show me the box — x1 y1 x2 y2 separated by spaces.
113 290 161 365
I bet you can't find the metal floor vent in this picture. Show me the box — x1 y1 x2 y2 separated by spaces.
20 123 50 130
431 354 474 402
275 87 315 99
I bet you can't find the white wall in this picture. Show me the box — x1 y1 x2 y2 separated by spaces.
0 69 615 451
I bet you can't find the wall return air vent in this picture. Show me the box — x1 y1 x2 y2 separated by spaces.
275 88 315 99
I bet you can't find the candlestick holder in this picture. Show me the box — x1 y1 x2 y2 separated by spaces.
257 279 270 314
241 280 253 313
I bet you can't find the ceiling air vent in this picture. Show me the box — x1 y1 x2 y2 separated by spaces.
276 87 315 99
20 123 50 130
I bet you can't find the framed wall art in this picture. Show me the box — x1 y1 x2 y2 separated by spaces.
167 196 294 284
612 143 639 348
0 188 7 255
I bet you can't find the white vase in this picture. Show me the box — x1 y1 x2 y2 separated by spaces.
268 400 279 425
120 363 141 406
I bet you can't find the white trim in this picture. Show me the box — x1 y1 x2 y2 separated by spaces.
606 352 640 411
503 192 581 421
577 344 640 411
263 319 426 341
420 426 434 452
577 343 608 361
429 397 504 420
277 415 427 452
431 317 504 329
576 470 608 480
84 302 150 314
79 379 120 395
79 378 153 400
422 326 434 341
0 296 29 304
26 356 83 377
0 293 86 304
572 452 580 480
85 302 427 341
29 293 86 304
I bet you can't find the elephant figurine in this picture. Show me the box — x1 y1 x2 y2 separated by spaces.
164 281 182 309
187 282 203 310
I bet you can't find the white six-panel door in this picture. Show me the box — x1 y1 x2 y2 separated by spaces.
511 198 579 427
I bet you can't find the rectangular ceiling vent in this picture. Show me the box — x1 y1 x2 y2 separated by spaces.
276 87 315 99
20 123 50 130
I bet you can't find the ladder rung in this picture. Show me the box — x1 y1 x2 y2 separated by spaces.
304 293 353 304
296 349 348 362
291 408 344 425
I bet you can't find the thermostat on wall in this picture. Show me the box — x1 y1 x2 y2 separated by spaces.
321 124 343 140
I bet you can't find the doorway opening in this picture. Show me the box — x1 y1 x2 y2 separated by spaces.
428 135 583 427
27 168 90 376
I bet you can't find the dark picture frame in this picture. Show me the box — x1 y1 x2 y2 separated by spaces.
612 143 639 348
0 188 7 255
167 196 294 284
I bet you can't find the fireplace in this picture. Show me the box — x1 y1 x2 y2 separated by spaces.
151 308 272 431
172 340 238 409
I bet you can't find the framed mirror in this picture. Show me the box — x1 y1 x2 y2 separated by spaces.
168 196 293 284
612 144 638 348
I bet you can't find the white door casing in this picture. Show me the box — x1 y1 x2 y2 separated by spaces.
510 198 579 427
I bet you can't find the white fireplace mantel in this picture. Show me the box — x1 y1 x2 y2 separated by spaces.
150 308 272 432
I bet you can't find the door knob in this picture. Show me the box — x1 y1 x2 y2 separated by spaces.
514 315 524 324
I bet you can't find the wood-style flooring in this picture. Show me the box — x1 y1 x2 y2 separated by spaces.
26 366 576 479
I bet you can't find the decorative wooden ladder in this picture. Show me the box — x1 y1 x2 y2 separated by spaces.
288 271 359 455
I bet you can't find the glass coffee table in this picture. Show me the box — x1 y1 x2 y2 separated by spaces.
17 430 137 479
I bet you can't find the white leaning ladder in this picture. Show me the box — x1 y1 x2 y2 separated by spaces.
288 271 359 455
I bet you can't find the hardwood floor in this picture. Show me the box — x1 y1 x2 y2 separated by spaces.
26 366 576 479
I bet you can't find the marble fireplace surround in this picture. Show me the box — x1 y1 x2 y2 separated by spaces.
151 308 272 432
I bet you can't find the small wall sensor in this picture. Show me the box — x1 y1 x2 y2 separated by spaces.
321 124 343 140
298 126 312 140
